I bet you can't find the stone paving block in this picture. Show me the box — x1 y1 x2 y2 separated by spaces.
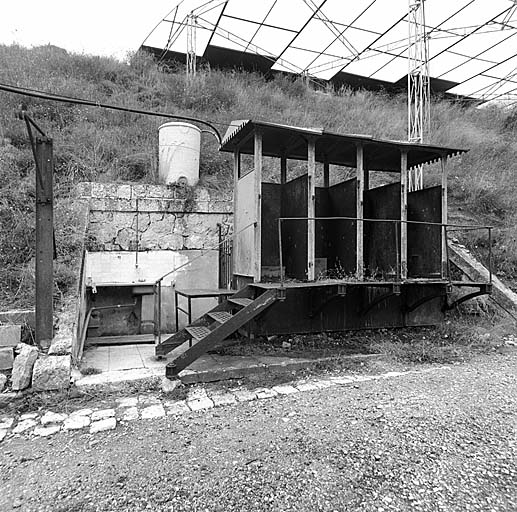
141 404 166 419
63 415 90 430
187 388 209 401
312 379 335 389
165 400 190 416
232 389 257 402
254 388 278 399
0 417 14 429
210 393 237 407
11 343 39 390
272 384 299 395
0 347 14 370
116 397 138 408
0 325 21 347
0 429 7 442
13 419 37 434
139 395 160 405
329 376 355 385
91 409 115 421
90 417 116 434
34 425 61 437
295 382 320 392
187 397 214 411
120 407 139 422
41 411 68 425
20 412 39 420
70 408 93 417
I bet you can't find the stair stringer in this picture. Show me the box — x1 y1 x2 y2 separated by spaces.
166 288 278 377
155 285 253 357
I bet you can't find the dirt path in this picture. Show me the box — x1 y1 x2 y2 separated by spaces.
1 352 516 512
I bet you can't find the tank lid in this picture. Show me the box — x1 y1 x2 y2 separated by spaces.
158 121 201 132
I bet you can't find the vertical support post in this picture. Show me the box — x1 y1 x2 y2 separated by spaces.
356 144 364 280
35 136 54 351
280 154 287 185
232 149 240 283
440 155 448 278
307 137 316 281
400 150 408 279
323 155 330 188
254 131 263 282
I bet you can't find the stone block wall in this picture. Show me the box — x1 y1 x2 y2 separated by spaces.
77 183 233 251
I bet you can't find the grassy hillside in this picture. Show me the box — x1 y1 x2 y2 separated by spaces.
0 43 516 309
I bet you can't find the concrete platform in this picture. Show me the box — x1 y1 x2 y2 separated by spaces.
76 344 380 387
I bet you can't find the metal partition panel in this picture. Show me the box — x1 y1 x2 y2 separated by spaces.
328 179 357 276
234 171 256 277
281 175 308 280
408 186 442 277
364 183 400 278
261 182 282 268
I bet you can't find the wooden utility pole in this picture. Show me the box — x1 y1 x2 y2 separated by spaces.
35 136 54 350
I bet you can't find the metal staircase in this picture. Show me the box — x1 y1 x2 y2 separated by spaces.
156 286 279 378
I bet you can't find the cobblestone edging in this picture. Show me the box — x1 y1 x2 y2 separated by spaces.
0 367 451 443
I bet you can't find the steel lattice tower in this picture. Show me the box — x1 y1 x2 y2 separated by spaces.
408 0 430 191
186 13 197 83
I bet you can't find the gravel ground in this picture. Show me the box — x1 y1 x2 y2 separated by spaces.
1 351 516 512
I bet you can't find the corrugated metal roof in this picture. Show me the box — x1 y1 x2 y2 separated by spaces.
219 119 468 171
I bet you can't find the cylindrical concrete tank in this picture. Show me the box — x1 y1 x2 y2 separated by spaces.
158 122 201 186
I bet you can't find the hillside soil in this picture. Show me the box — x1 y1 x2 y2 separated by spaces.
1 350 516 512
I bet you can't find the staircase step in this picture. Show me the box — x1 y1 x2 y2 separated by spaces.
185 326 211 341
208 311 233 323
229 297 254 307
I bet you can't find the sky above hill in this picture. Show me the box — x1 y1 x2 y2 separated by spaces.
0 1 173 59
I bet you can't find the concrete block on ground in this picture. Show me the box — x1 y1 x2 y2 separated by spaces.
11 344 39 390
90 417 116 434
0 429 7 442
0 325 21 347
161 377 181 393
91 409 115 421
13 419 37 434
187 397 214 411
120 407 139 422
210 392 237 407
0 347 14 371
34 425 60 437
63 415 90 430
41 411 68 425
48 336 72 356
165 400 190 415
141 404 165 419
32 355 71 391
254 387 278 399
232 389 257 402
272 384 299 395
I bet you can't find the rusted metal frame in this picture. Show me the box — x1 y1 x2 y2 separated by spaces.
254 129 263 282
35 136 54 350
356 143 365 280
166 288 278 377
156 285 254 356
440 155 448 278
307 136 317 281
404 292 447 313
444 289 491 311
308 285 343 318
360 285 401 318
400 150 408 279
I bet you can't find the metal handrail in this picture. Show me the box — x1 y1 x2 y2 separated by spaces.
153 221 255 346
277 216 493 289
